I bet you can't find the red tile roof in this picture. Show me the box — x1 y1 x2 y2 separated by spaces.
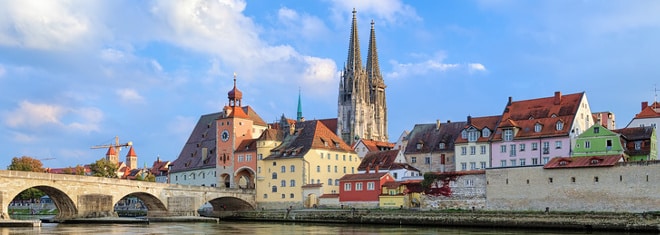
339 172 389 181
492 92 583 140
543 155 623 169
235 139 257 153
266 120 353 160
455 115 501 143
356 139 395 151
358 150 418 173
634 102 660 119
126 146 136 157
106 146 116 156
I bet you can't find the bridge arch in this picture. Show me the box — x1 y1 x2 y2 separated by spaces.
9 185 77 219
234 167 255 189
115 192 167 217
207 196 254 211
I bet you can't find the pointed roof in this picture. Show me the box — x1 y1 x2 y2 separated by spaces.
297 89 303 122
345 8 362 72
228 73 243 101
265 120 353 160
404 121 467 154
126 146 137 157
355 139 395 152
634 102 660 119
106 146 116 156
366 20 383 87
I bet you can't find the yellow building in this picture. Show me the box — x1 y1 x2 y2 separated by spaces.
256 119 360 209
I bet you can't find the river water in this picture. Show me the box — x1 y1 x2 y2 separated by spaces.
0 221 641 235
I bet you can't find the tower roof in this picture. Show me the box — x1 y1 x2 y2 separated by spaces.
227 73 243 101
345 8 362 72
366 19 384 87
106 146 116 156
126 146 137 157
297 88 303 121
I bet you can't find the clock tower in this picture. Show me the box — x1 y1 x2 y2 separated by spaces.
216 74 254 188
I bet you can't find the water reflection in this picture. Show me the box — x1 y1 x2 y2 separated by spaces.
0 221 645 235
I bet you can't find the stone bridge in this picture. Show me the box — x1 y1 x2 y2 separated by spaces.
0 170 255 219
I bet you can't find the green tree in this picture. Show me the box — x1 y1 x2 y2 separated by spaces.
17 188 45 200
63 165 86 175
7 156 44 172
90 158 118 178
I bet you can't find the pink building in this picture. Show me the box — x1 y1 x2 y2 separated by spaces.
491 92 594 167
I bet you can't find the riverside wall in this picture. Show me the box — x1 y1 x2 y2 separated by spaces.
219 209 660 232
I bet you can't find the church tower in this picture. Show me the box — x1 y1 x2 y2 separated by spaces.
337 9 388 145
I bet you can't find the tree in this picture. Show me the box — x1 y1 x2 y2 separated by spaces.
7 156 44 172
90 158 118 178
63 165 86 175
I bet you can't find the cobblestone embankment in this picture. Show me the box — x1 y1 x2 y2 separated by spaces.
218 209 660 232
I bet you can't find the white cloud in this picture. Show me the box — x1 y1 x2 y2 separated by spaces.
116 88 145 104
0 64 5 77
277 7 329 40
151 60 163 73
5 101 65 128
0 1 97 50
328 0 419 24
386 52 486 79
4 101 103 133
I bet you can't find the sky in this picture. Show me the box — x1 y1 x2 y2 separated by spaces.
1 0 660 169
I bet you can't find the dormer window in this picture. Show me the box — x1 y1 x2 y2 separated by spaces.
416 142 423 150
438 143 445 149
468 130 479 142
559 160 569 166
551 114 557 118
590 159 600 164
534 123 542 132
482 128 491 137
503 129 513 141
461 130 467 139
556 121 564 131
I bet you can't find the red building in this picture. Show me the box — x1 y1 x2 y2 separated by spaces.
339 170 395 207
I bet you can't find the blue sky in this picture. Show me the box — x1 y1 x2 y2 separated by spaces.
1 0 659 169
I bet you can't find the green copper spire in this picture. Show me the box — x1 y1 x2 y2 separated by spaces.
297 88 303 122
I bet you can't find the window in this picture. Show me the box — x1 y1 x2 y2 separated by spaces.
480 146 486 154
532 143 538 150
532 158 538 165
281 166 286 173
519 144 525 152
334 166 338 172
272 172 277 179
461 130 468 139
343 166 346 173
635 141 641 150
335 179 339 185
281 194 285 199
606 139 613 150
367 182 375 190
281 180 286 187
328 179 333 186
594 127 600 133
290 165 295 172
470 162 476 170
468 130 478 142
273 162 277 166
238 155 244 162
480 162 487 169
571 177 576 183
316 166 320 172
510 144 516 157
543 142 550 154
465 179 474 186
585 141 591 149
556 121 563 130
425 157 431 164
351 167 355 174
258 154 263 160
439 143 445 149
461 146 467 155
290 180 296 187
272 186 277 192
411 157 417 163
356 182 363 191
461 162 467 170
290 193 295 198
246 154 252 161
543 157 550 164
503 129 513 141
510 159 516 166
520 159 526 166
555 141 562 149
470 146 476 155
594 176 599 182
327 165 331 172
263 194 268 199
336 154 339 160
534 123 542 132
500 145 507 153
320 153 323 159
548 178 553 183
483 128 491 137
416 143 423 150
501 160 506 167
343 155 346 161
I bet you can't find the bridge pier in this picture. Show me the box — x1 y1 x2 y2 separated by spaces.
158 196 201 217
76 194 117 218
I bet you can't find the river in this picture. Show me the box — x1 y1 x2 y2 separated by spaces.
0 221 642 235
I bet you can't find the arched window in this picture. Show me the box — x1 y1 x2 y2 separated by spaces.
556 121 564 130
271 186 277 192
272 172 277 179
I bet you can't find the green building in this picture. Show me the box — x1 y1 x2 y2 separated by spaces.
572 124 656 161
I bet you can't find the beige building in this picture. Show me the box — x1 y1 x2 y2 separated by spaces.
257 119 360 209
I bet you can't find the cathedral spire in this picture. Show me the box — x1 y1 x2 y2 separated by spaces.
346 8 362 72
366 19 383 86
297 88 303 122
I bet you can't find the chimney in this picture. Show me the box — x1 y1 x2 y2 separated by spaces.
467 115 472 125
366 165 370 174
554 91 561 105
642 101 649 111
436 119 441 130
447 120 451 123
289 123 295 135
375 165 379 174
507 96 512 106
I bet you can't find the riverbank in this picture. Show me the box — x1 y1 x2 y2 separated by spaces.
217 209 660 232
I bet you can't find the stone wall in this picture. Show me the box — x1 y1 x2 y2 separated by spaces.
486 162 660 212
422 173 486 210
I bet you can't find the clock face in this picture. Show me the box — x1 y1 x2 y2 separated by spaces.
221 130 230 142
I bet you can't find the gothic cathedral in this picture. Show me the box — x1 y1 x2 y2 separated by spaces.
337 9 388 146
